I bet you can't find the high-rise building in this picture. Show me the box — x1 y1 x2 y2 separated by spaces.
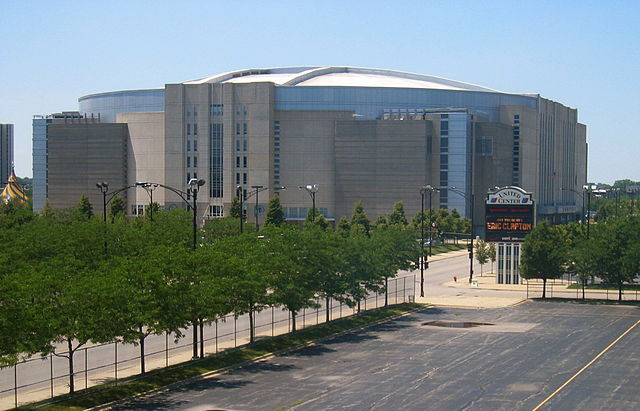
35 67 587 233
0 124 14 187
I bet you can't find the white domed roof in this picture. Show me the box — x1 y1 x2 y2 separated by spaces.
183 66 499 92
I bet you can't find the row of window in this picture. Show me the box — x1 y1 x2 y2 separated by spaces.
283 207 329 219
186 156 198 168
186 123 198 135
210 123 223 198
186 139 198 152
274 121 281 186
236 122 248 136
236 156 248 168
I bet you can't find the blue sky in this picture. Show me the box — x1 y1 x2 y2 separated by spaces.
1 0 638 183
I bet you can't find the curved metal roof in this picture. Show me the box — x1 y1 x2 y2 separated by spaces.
183 66 499 92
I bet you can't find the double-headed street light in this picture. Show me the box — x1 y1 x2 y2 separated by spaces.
298 184 319 222
96 182 138 223
135 182 159 221
448 186 475 283
236 185 286 233
419 185 439 298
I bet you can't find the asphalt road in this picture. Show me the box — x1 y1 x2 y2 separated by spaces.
109 301 640 411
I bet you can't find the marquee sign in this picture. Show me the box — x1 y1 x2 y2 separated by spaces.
485 186 535 242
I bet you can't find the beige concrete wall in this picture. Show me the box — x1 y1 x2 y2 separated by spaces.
47 123 127 212
117 112 165 211
334 119 436 221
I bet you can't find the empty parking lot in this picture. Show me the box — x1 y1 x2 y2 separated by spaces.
109 301 640 411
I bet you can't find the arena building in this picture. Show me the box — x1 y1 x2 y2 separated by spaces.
34 66 587 233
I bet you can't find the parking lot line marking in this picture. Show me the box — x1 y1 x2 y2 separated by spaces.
532 318 640 411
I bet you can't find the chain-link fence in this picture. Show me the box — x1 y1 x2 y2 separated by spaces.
0 275 415 409
525 275 640 301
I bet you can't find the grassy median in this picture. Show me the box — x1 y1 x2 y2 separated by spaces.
27 302 425 410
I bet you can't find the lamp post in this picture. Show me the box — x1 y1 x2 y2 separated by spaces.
236 185 244 233
298 184 319 222
584 184 597 240
251 185 264 231
449 186 475 283
96 182 138 255
237 185 286 233
136 182 158 221
419 185 439 298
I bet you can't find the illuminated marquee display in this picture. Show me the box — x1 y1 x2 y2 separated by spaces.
485 187 535 242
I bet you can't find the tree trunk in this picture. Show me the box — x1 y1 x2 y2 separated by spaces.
357 299 361 313
291 311 297 332
139 328 146 374
542 278 547 299
325 296 330 323
67 339 75 394
199 318 204 358
619 283 623 301
249 305 255 344
480 264 483 277
385 277 389 306
582 278 586 300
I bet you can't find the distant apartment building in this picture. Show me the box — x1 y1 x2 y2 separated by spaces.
34 67 588 233
0 124 14 187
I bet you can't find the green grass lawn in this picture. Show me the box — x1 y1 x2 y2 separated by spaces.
566 283 640 291
28 303 425 411
431 243 466 254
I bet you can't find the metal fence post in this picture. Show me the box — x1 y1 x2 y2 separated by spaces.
340 302 342 318
272 306 275 336
403 277 406 302
50 354 54 398
364 294 367 311
215 320 218 353
85 348 88 389
14 363 18 409
303 308 306 329
316 298 319 324
234 315 237 348
165 332 169 366
114 341 118 385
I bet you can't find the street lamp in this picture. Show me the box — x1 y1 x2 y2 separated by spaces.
448 186 475 283
419 185 439 298
251 185 264 231
135 182 159 221
237 185 286 233
584 184 597 240
298 184 319 222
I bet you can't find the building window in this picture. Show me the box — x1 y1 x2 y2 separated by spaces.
193 124 198 135
236 156 241 168
186 156 191 168
236 173 240 185
274 121 281 136
187 140 191 152
187 172 191 181
236 123 241 135
243 173 247 185
236 140 241 151
193 156 198 167
210 123 225 196
243 156 247 168
187 124 191 135
476 136 493 156
209 205 224 217
193 139 198 152
243 123 248 135
243 139 248 151
210 104 223 116
193 172 197 179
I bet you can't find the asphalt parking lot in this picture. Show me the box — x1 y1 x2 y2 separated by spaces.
109 301 640 411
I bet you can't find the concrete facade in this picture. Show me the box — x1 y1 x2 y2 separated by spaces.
34 114 127 212
0 124 13 187
37 66 587 230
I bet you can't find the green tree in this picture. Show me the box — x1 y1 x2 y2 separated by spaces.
351 201 370 235
488 242 496 274
109 195 126 220
77 195 93 219
388 201 408 226
229 196 242 218
265 195 285 227
40 200 54 218
336 216 351 234
520 222 568 298
474 239 490 276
